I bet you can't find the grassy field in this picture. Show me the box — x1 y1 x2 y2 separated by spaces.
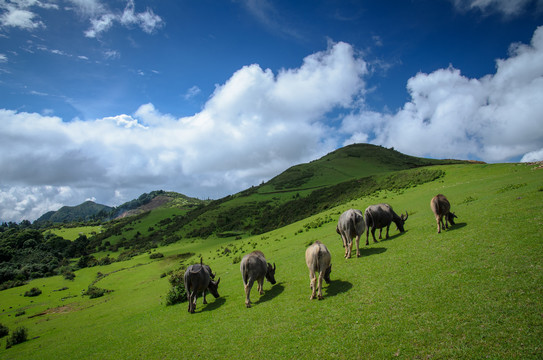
1 163 542 359
46 225 103 241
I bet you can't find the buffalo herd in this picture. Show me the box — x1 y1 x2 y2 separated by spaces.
183 194 456 311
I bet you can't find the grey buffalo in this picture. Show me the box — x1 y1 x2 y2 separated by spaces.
430 194 457 233
364 204 408 244
336 209 366 258
183 261 220 313
240 251 276 308
305 241 332 300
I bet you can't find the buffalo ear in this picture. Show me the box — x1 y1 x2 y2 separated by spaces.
273 263 276 271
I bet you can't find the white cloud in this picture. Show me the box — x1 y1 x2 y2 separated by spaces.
82 0 164 38
521 148 543 162
0 6 44 30
451 0 543 16
342 26 543 163
184 85 201 100
0 41 367 222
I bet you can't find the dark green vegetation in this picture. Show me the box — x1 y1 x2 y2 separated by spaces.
0 144 541 358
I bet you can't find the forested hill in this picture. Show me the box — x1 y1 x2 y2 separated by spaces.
33 191 206 226
34 201 112 225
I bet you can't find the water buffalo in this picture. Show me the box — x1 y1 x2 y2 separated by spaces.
305 241 332 300
240 251 276 308
336 209 365 258
183 261 220 313
364 203 408 244
430 194 457 233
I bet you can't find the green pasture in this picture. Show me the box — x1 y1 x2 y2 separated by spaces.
46 225 103 241
1 163 542 359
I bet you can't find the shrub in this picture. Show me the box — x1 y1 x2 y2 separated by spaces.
150 252 164 259
165 271 187 306
0 323 9 338
82 286 112 299
6 327 28 349
24 287 42 297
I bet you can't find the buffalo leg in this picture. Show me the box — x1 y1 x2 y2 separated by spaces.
317 272 324 300
202 290 207 304
244 279 254 308
257 279 264 295
187 293 192 313
436 215 442 233
371 228 378 243
309 270 317 300
385 225 390 239
355 234 361 257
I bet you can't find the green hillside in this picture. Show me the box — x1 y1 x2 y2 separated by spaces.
260 143 467 192
1 162 541 359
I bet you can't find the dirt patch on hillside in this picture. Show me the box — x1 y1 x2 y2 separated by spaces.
117 195 173 218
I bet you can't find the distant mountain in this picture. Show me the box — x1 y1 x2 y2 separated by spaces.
34 190 206 225
35 201 113 224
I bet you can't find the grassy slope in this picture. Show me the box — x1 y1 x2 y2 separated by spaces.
1 163 542 359
46 226 103 241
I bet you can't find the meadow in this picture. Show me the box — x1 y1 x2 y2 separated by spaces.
0 162 541 359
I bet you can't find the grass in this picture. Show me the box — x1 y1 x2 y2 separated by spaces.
1 163 542 358
46 225 103 241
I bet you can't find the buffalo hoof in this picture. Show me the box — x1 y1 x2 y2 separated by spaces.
246 303 251 308
318 295 324 300
310 295 315 300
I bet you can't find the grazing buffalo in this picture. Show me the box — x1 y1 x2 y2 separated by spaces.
240 251 276 308
183 261 220 313
430 194 457 233
336 209 366 258
364 204 408 244
305 241 332 300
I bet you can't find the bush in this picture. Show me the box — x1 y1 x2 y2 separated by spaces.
150 252 164 259
5 327 27 348
165 271 187 306
23 287 42 297
82 286 112 299
0 323 8 338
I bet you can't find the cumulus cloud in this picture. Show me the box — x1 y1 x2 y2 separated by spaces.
0 41 367 222
342 26 543 162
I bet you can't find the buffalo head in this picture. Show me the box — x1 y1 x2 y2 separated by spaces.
265 263 277 285
323 264 332 284
208 277 221 298
446 212 457 226
397 212 408 232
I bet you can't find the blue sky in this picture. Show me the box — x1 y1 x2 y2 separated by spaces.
1 0 542 222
